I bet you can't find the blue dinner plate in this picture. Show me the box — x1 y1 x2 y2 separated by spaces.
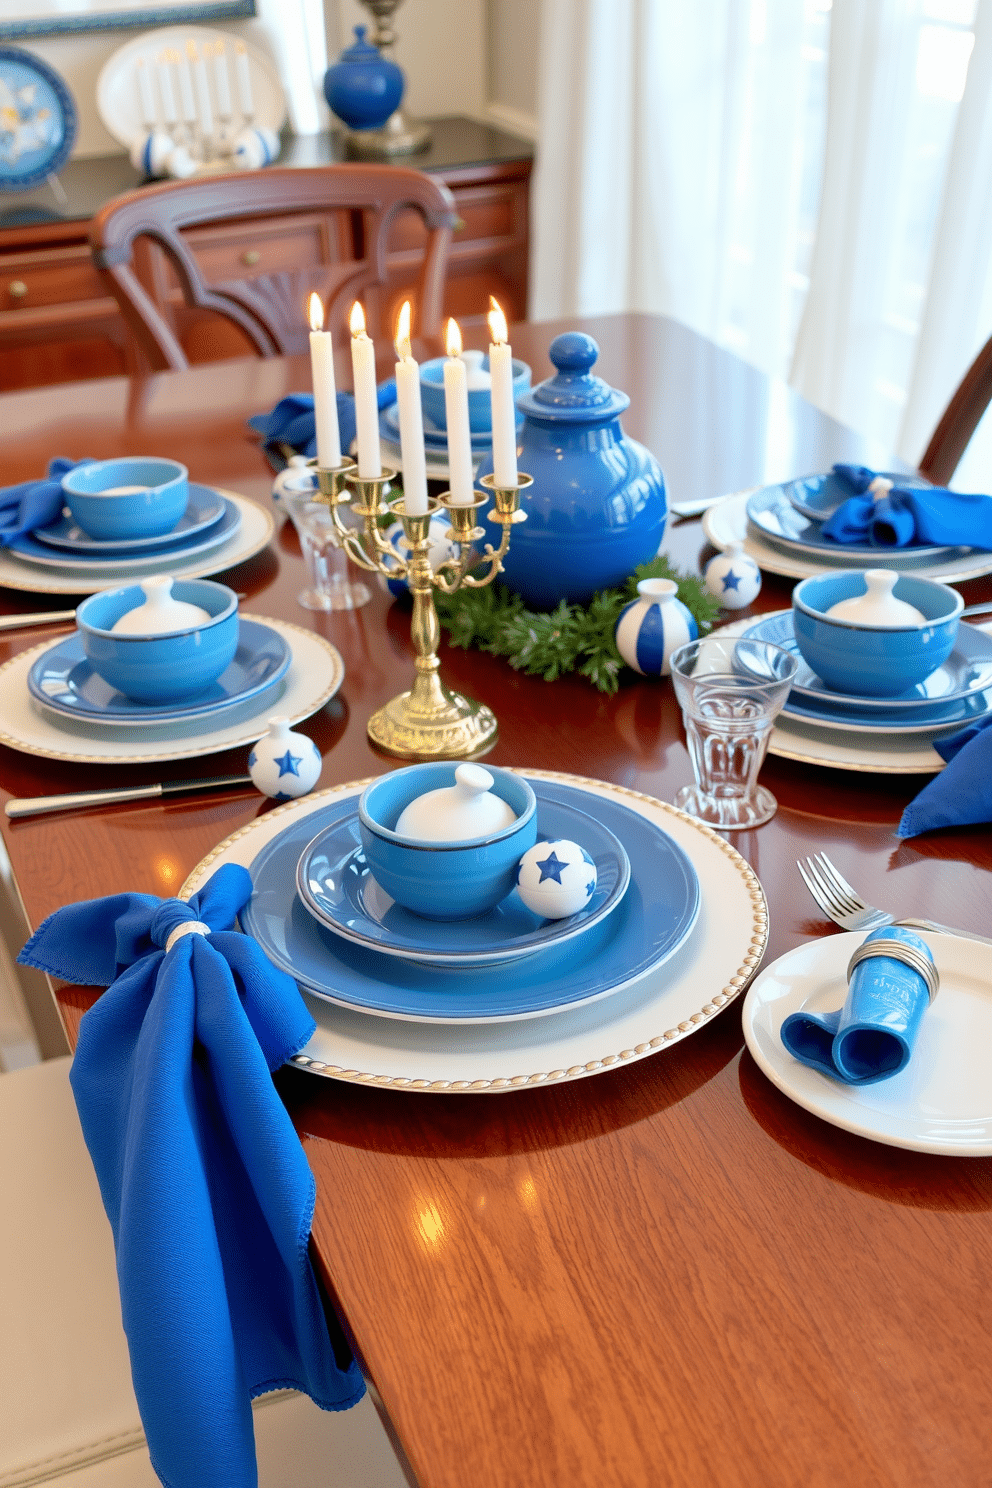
744 611 992 725
380 400 524 452
296 796 631 968
746 477 964 563
28 618 291 725
32 486 225 554
242 780 701 1023
8 491 241 570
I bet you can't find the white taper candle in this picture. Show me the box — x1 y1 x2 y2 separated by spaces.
308 294 341 469
394 301 428 516
487 297 517 489
349 302 382 479
443 318 474 505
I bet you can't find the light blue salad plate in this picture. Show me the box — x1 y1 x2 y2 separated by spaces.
296 796 631 968
28 618 291 725
33 485 225 554
746 478 965 565
243 779 701 1024
8 491 241 570
380 400 524 453
744 611 992 728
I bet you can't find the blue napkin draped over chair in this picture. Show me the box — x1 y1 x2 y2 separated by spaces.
248 382 397 466
18 862 364 1488
0 457 92 545
821 463 992 549
897 715 992 837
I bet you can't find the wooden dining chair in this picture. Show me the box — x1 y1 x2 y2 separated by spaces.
918 332 992 485
89 163 458 371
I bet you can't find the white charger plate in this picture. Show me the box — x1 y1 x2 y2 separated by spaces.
743 931 992 1155
0 616 342 765
705 491 992 584
180 771 769 1092
0 492 272 595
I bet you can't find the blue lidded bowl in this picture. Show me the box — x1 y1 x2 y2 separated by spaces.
75 580 239 704
358 764 537 920
61 458 188 541
792 570 963 697
419 356 531 433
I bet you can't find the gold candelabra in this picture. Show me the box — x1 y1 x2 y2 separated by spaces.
315 462 531 759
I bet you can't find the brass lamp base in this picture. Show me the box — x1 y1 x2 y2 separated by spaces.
367 686 497 761
344 111 432 157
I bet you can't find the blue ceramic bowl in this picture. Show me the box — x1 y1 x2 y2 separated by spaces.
358 764 538 920
419 357 531 433
792 570 963 697
61 458 188 541
75 580 239 704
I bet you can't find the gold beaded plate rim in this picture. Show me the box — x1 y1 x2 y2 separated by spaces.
180 770 769 1093
0 616 343 765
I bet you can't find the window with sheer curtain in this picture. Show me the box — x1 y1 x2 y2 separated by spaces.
530 0 992 486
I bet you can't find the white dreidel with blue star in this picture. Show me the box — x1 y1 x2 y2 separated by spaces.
248 716 322 801
516 840 598 920
614 578 698 677
704 541 762 610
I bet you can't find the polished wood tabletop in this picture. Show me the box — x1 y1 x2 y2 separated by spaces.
1 315 990 1488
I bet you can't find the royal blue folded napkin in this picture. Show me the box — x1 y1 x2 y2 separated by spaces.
781 925 934 1084
18 862 364 1488
896 713 992 837
248 382 397 465
821 463 992 549
0 457 92 545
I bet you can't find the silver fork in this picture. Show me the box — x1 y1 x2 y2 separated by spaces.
798 853 992 948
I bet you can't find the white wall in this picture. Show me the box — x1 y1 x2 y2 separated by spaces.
486 0 537 139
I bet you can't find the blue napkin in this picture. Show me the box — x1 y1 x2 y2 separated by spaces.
0 457 92 545
18 862 364 1488
821 463 992 549
896 713 992 837
248 382 397 466
781 925 933 1084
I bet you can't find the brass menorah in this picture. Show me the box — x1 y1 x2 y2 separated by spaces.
315 461 531 759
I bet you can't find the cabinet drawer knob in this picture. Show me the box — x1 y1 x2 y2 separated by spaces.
8 280 28 299
241 250 260 267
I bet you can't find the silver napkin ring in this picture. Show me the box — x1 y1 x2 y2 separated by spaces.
165 920 212 954
846 937 939 1005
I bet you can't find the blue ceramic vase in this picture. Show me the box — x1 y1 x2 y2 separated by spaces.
323 26 403 132
476 332 667 609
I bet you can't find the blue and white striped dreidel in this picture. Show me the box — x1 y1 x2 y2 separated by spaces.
129 130 175 179
615 578 698 677
233 126 280 170
248 716 322 801
704 541 761 610
516 839 597 920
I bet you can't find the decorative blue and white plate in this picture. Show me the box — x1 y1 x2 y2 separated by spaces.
28 618 291 726
380 400 523 453
0 48 77 191
33 486 225 554
746 478 964 564
296 796 631 968
8 491 241 570
242 779 701 1023
744 611 992 725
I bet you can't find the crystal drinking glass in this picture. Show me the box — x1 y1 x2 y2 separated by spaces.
280 475 371 612
669 636 798 829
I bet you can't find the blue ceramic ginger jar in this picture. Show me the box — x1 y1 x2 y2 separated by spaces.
615 578 698 677
476 333 667 609
323 26 403 132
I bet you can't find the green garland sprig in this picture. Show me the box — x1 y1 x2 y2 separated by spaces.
434 556 722 695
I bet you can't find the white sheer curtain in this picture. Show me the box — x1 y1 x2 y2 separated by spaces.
530 0 992 483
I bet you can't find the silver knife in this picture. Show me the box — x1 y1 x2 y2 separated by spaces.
6 774 254 819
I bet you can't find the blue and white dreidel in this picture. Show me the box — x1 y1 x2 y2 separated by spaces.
233 126 280 170
129 131 176 179
380 510 459 597
272 455 317 509
248 716 322 802
614 578 698 677
704 541 761 610
516 839 598 920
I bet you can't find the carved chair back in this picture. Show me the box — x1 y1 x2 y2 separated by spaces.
918 333 992 485
90 163 457 371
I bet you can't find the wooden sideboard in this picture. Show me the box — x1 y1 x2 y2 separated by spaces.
0 117 533 391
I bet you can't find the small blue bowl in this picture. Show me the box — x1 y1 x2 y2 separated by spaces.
75 579 239 704
62 458 188 542
358 764 538 920
792 570 963 697
419 357 531 434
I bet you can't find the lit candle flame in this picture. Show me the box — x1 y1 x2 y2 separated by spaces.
445 317 463 359
349 301 367 338
487 295 508 346
308 292 324 333
395 300 412 360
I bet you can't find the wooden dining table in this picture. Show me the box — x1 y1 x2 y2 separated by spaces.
1 312 990 1488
